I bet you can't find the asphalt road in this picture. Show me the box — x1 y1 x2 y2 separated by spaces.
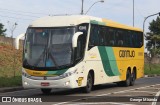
0 76 160 105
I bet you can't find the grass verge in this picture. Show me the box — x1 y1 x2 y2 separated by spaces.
144 63 160 75
0 43 22 87
0 76 22 88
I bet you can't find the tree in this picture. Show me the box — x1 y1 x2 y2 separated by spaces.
0 23 7 36
146 16 160 56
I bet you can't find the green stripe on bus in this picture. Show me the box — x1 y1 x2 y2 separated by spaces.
105 47 120 76
90 20 106 26
47 69 68 75
98 46 120 76
90 20 99 24
98 46 114 76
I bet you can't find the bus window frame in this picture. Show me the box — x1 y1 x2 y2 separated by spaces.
88 24 143 50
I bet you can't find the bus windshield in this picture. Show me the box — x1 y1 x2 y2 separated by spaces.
23 27 75 69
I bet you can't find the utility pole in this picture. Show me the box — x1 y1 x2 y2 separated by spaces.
81 0 84 15
133 0 134 27
7 21 18 77
143 12 160 37
81 0 104 15
85 0 104 15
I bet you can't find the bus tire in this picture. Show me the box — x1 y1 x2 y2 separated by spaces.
41 88 51 95
130 70 136 86
83 73 93 93
123 70 131 87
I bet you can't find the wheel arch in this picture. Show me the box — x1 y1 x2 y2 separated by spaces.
127 67 131 73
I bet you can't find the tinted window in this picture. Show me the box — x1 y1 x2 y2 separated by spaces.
99 27 106 45
88 24 143 49
89 25 99 46
107 28 115 46
115 30 124 47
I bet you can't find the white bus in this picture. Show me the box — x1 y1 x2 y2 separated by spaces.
22 15 144 94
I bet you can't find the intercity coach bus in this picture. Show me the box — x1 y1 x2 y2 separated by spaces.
22 15 144 94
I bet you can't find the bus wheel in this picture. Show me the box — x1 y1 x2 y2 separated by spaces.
124 70 131 87
118 70 131 87
41 88 51 95
130 70 136 86
83 73 93 93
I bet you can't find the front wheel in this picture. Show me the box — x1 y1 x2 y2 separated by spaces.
41 88 51 95
83 73 93 93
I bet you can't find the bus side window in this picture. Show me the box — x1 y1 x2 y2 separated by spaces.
76 40 82 59
137 32 143 48
132 31 137 47
88 25 99 49
108 28 115 46
136 32 139 48
116 30 124 47
76 35 85 59
128 32 132 47
130 31 134 47
99 27 106 46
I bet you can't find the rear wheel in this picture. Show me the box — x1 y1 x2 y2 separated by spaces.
41 88 51 95
117 70 131 87
130 70 136 86
123 70 131 87
83 73 93 93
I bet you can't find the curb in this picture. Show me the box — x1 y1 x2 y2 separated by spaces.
144 74 160 77
0 86 24 93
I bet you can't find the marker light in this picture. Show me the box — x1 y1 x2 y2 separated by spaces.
64 81 70 86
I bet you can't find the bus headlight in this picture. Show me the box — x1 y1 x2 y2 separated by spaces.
24 81 29 86
60 69 77 78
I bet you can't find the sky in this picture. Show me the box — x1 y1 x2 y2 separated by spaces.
0 0 160 51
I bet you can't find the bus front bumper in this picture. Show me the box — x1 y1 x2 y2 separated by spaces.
22 75 80 89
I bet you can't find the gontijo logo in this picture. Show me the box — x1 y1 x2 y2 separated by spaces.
119 50 135 58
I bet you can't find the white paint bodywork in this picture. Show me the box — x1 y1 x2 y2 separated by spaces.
29 15 101 27
23 15 121 89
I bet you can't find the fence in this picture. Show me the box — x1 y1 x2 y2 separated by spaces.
0 36 23 49
144 53 160 64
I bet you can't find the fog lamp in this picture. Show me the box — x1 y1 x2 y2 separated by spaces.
65 81 70 86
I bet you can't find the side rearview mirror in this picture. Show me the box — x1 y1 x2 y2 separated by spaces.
15 33 25 49
72 32 83 48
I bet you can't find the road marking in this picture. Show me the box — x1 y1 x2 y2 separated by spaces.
151 90 160 105
98 84 160 96
139 88 160 90
128 90 157 94
64 102 135 105
53 84 160 105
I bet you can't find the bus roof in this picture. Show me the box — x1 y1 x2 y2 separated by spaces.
29 15 142 32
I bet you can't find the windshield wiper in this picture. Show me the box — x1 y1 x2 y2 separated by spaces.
48 47 59 69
